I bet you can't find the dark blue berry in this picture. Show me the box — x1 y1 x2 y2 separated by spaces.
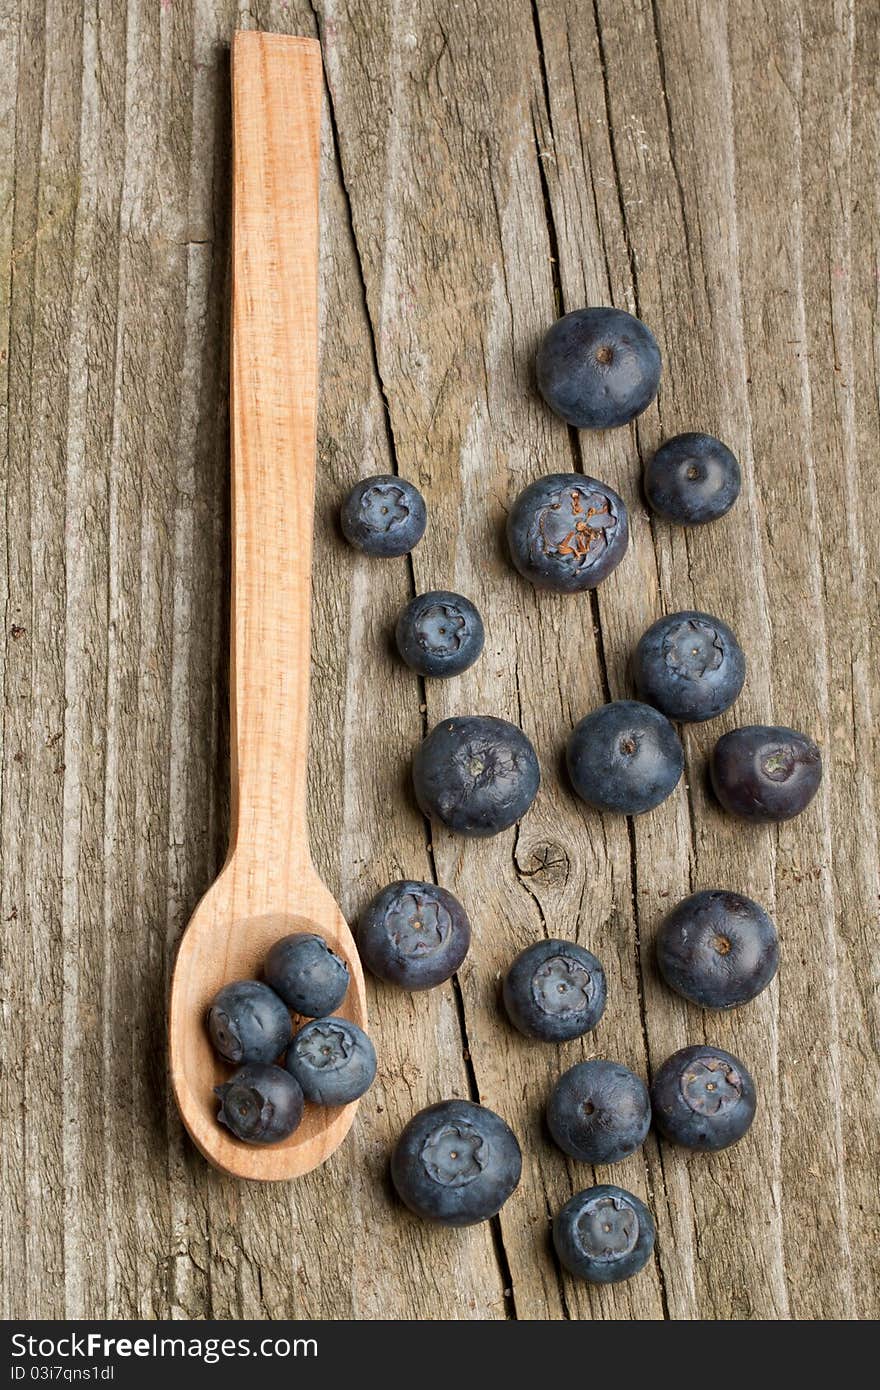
502 939 606 1042
215 1063 304 1145
357 880 470 990
536 307 661 429
554 1185 655 1285
395 591 484 678
340 475 427 558
391 1099 522 1227
644 432 741 525
507 473 629 592
711 724 822 822
207 980 292 1065
657 890 779 1010
651 1044 756 1151
284 1018 376 1105
264 933 350 1018
547 1059 651 1165
633 610 746 723
567 700 683 816
413 715 540 837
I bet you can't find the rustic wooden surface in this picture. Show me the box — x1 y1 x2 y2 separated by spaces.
1 0 877 1320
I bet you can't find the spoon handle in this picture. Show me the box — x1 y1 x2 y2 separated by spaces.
230 32 322 874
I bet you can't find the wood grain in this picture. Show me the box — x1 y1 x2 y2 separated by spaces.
1 0 877 1317
169 31 369 1182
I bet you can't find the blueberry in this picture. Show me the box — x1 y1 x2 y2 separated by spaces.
395 591 485 679
651 1044 756 1151
502 939 606 1042
357 880 470 990
507 473 629 592
207 980 292 1065
710 724 822 822
656 890 779 1010
284 1018 376 1105
391 1099 522 1227
340 475 427 558
547 1059 651 1165
632 611 746 723
566 700 683 816
644 432 741 525
215 1063 304 1145
413 715 540 837
536 307 661 430
264 933 350 1018
553 1185 655 1284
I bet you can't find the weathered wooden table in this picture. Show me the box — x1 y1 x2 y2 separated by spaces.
2 0 877 1321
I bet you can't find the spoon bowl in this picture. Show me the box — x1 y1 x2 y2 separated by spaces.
171 872 366 1180
169 32 366 1180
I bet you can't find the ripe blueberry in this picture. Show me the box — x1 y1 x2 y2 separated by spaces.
632 610 746 723
536 307 661 430
413 715 540 837
644 432 741 525
284 1018 376 1105
567 700 683 816
391 1099 522 1227
502 939 606 1042
507 473 629 592
357 880 470 990
553 1185 655 1285
651 1044 756 1151
395 590 484 679
340 475 427 558
547 1059 651 1165
207 980 292 1065
264 933 350 1018
215 1063 304 1145
710 724 822 822
656 890 779 1010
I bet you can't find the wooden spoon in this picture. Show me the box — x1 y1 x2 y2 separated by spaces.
169 31 367 1180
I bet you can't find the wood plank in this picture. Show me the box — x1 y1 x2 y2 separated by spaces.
196 2 504 1318
0 0 877 1319
315 0 668 1322
795 0 878 1315
847 3 880 1321
724 0 874 1318
3 0 84 1318
534 0 788 1319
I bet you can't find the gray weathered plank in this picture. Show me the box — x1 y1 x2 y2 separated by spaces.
534 0 789 1318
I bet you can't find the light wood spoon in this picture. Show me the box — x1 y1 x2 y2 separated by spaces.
169 31 367 1180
